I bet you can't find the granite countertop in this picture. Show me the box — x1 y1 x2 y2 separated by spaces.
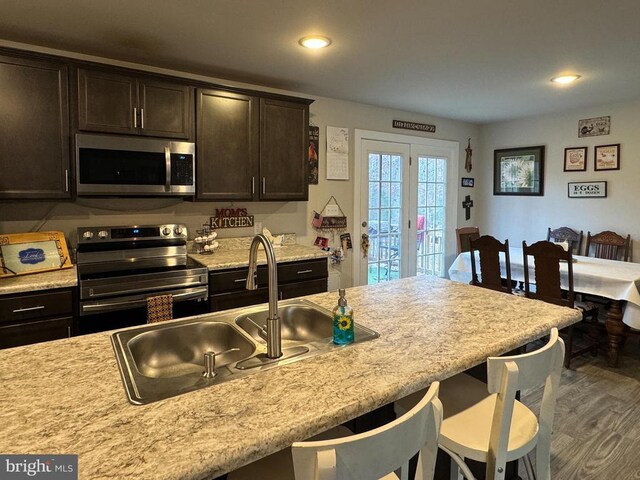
0 276 582 480
190 243 331 271
0 266 78 296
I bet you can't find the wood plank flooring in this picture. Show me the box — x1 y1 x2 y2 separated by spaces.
520 334 640 479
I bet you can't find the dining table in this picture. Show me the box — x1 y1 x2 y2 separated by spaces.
448 246 640 367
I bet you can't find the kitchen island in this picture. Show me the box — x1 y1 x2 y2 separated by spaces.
0 276 581 480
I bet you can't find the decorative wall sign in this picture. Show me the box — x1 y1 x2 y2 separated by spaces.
0 231 72 277
568 181 607 198
594 144 620 171
308 125 319 185
464 138 473 172
564 147 587 172
210 208 254 229
340 233 353 250
392 120 436 133
493 146 545 196
461 177 474 187
578 116 610 137
313 196 348 230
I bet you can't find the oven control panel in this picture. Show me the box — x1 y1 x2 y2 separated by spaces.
77 224 188 243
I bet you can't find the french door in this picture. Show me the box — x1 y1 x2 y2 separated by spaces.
359 139 453 285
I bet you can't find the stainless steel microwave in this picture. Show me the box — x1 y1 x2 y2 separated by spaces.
75 134 195 196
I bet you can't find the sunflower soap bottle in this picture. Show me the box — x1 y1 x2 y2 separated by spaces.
333 289 354 345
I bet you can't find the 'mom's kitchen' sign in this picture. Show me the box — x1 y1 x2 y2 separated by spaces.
210 208 255 228
568 181 607 198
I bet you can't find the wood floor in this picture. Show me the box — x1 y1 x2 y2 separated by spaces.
520 333 640 479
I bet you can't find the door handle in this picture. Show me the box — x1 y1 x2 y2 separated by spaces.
297 269 313 275
133 107 137 128
262 177 266 195
12 305 45 314
252 177 255 195
164 146 171 192
140 108 145 129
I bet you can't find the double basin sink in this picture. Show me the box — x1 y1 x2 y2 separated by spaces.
111 299 379 404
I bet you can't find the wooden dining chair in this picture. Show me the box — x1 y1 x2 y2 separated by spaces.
229 383 443 480
522 240 598 368
546 226 583 256
469 235 513 294
456 226 480 255
585 230 631 262
396 330 565 480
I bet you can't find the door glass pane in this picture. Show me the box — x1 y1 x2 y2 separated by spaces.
416 156 446 277
368 151 403 285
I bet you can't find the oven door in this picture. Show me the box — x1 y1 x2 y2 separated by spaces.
78 286 209 335
76 134 195 196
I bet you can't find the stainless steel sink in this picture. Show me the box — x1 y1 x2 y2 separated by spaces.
127 322 255 379
112 299 379 405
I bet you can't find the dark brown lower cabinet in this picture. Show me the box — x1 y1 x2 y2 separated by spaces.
209 258 328 313
0 288 75 349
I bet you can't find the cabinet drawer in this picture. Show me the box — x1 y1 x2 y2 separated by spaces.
279 279 327 300
0 290 73 324
209 266 268 293
278 259 328 284
0 315 72 350
210 288 270 312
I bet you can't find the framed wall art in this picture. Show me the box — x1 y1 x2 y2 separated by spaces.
493 145 545 196
0 231 72 277
594 144 620 171
564 147 587 172
461 177 474 187
568 181 607 198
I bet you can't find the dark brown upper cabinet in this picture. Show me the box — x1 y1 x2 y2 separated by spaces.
77 68 192 139
197 89 259 201
196 92 309 201
0 54 70 199
259 98 309 201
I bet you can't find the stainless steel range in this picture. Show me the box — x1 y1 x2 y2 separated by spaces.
76 224 208 334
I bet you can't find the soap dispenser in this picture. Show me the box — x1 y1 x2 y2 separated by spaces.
333 289 354 345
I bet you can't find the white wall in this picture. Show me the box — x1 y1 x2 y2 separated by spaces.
0 41 480 287
477 98 640 259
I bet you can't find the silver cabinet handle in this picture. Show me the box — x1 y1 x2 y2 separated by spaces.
12 305 45 313
133 107 137 128
235 275 257 283
65 169 69 192
297 269 313 275
262 177 266 195
252 177 255 195
67 326 71 338
140 108 145 129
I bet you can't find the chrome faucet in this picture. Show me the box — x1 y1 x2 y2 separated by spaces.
246 234 282 359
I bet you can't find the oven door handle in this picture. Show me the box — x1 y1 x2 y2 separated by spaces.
81 288 208 315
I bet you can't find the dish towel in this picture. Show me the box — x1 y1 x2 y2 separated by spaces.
147 294 174 323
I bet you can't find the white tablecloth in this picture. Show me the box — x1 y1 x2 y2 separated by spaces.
448 247 640 328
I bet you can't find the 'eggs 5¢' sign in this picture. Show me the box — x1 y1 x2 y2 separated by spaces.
568 181 607 198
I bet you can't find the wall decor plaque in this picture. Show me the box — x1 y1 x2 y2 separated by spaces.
578 116 610 137
594 144 620 171
392 120 436 133
568 181 607 198
308 125 319 185
0 231 73 277
210 208 254 229
493 145 545 196
564 147 587 172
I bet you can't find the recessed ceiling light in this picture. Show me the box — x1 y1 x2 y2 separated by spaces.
551 74 581 85
298 35 332 49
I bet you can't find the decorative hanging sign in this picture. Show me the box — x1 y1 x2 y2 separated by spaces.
312 196 348 230
308 125 319 185
210 208 254 229
392 120 436 133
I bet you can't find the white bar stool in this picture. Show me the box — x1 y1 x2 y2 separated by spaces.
228 382 443 480
395 329 565 480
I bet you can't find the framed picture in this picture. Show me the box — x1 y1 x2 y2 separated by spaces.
594 144 620 171
461 177 474 187
568 181 607 198
564 147 587 172
578 116 611 138
493 146 545 196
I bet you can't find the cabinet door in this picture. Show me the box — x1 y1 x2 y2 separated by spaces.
0 55 70 199
197 89 259 201
77 68 138 134
279 279 328 300
139 80 192 139
0 316 72 350
259 98 309 201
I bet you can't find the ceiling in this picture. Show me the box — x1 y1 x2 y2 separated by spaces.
1 0 640 124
